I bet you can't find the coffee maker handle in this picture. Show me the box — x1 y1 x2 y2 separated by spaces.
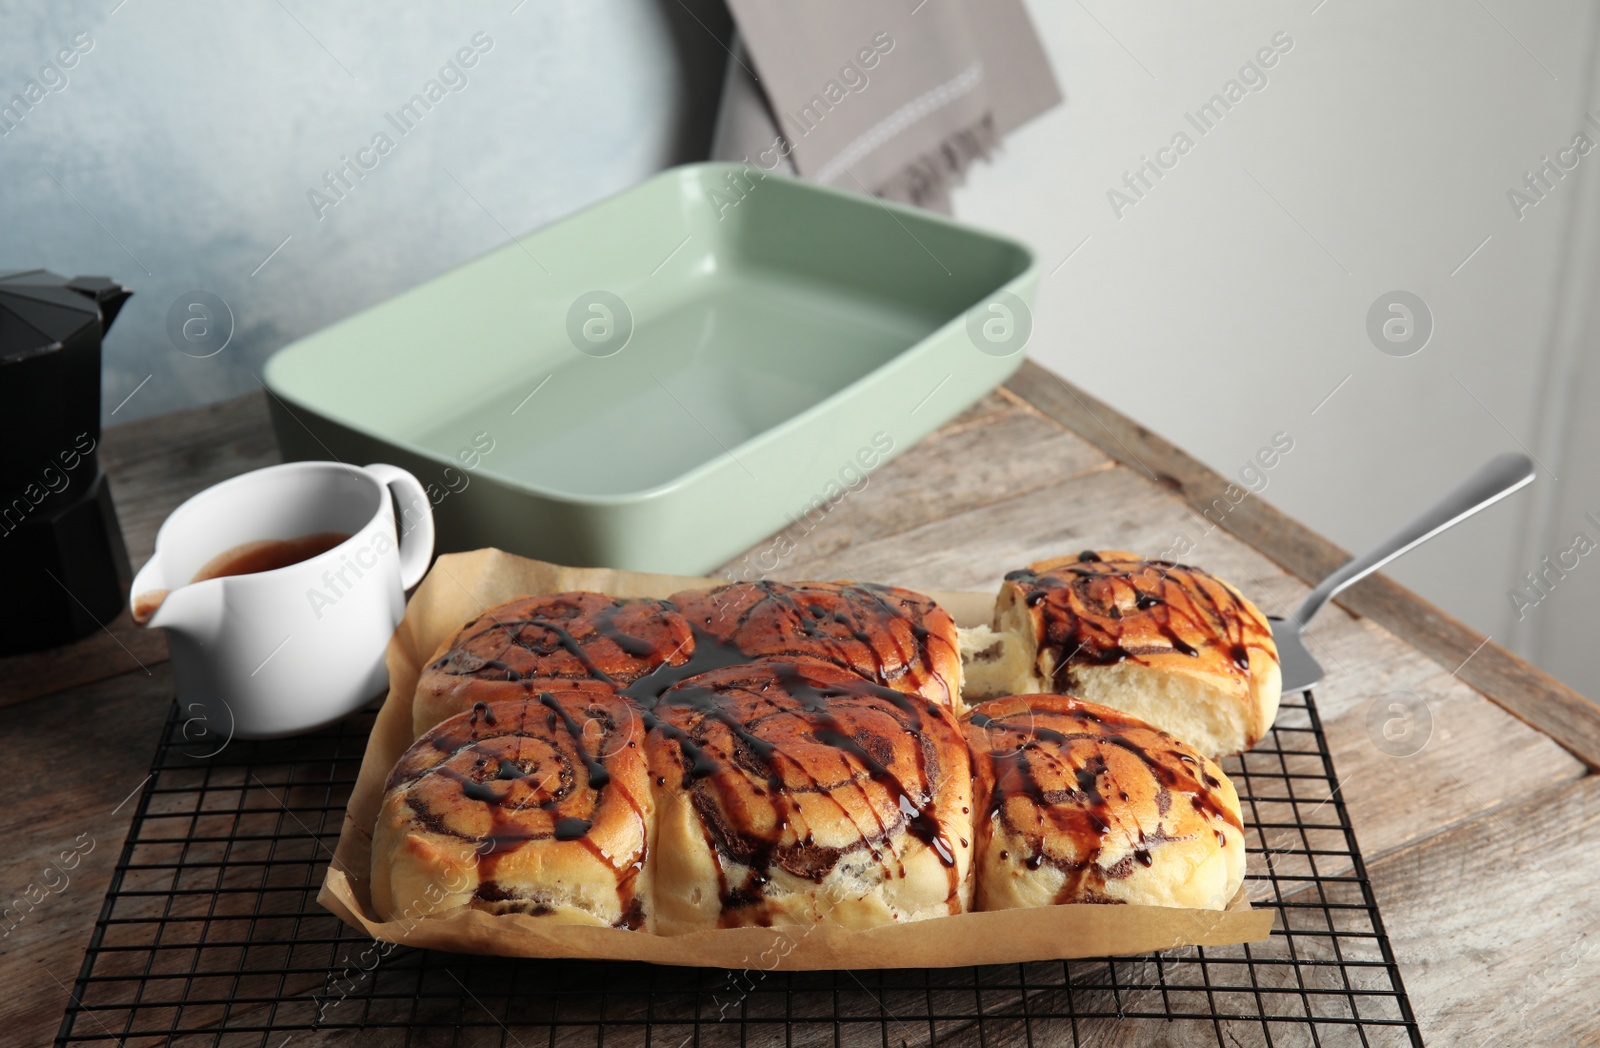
363 463 435 590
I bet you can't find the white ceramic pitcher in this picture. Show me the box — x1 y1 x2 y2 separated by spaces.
131 461 434 740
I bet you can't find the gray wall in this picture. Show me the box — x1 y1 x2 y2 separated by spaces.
1 0 728 422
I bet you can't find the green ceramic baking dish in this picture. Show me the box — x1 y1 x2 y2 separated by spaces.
263 162 1037 574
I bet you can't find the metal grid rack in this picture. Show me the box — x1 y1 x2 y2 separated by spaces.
57 690 1423 1047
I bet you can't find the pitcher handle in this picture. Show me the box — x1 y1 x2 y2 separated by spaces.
363 463 435 590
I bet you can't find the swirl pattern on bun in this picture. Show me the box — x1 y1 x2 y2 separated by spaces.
414 592 694 736
964 694 1244 911
668 580 963 711
961 551 1280 757
414 581 965 738
373 691 653 929
644 658 974 934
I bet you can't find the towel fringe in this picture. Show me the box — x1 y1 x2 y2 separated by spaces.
873 113 999 212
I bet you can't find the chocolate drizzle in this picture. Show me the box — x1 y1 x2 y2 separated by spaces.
387 691 650 929
394 574 1251 930
426 592 695 694
618 625 754 706
1005 553 1277 688
967 696 1241 905
666 581 962 709
421 582 964 727
647 658 969 926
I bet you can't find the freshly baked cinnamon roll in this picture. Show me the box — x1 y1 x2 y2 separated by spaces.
373 691 653 930
667 580 964 711
644 658 974 934
415 582 965 737
964 694 1245 911
959 551 1280 757
413 592 694 736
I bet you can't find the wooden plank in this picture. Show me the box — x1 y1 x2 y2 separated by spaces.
781 463 1586 875
1364 775 1600 1045
1005 358 1600 769
0 609 164 711
1056 777 1600 1045
715 398 1110 580
0 665 176 1048
0 394 281 708
782 461 1308 594
940 389 1019 431
0 661 381 1046
100 391 281 569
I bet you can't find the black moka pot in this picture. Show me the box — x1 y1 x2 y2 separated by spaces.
0 269 133 655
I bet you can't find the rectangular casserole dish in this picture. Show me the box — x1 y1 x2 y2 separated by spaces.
264 163 1037 574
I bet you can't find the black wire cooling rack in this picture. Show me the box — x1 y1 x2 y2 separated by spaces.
56 690 1422 1047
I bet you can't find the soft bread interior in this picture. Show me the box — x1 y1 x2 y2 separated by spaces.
976 822 1242 911
374 819 636 930
959 613 1249 760
649 773 966 936
958 572 1276 759
1054 661 1247 764
957 623 1040 701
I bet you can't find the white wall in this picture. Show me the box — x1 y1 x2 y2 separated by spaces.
951 0 1600 698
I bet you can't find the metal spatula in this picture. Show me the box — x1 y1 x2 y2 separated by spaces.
1271 453 1536 692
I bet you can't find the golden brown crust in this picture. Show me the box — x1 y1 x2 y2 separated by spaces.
964 694 1245 911
385 573 1261 937
373 691 653 929
999 551 1280 753
415 582 965 738
644 657 974 933
667 580 963 711
1011 551 1276 682
413 592 692 736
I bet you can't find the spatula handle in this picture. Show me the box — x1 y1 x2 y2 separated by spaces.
1291 453 1536 627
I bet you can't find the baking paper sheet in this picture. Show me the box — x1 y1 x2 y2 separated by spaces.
318 548 1273 969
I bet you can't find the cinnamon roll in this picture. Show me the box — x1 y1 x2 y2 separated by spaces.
373 691 653 930
644 658 974 934
965 694 1245 911
959 551 1280 757
667 580 963 711
413 592 694 736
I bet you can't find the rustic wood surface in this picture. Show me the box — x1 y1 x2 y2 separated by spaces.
3 369 1596 1047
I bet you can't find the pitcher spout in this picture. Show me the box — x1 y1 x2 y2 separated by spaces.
130 553 224 638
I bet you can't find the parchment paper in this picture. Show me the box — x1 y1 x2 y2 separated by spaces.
318 549 1273 969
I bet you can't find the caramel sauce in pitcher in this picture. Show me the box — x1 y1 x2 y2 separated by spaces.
130 531 349 624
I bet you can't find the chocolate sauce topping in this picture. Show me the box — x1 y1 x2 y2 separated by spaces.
388 691 650 928
426 582 961 712
967 696 1241 905
666 581 961 708
426 592 695 693
1006 553 1277 689
648 658 968 926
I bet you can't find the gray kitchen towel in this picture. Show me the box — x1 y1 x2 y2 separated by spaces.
711 0 1061 212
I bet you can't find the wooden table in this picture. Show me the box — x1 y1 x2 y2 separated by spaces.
5 360 1598 1046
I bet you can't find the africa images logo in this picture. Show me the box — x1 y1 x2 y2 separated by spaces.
306 32 494 220
1107 31 1293 219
